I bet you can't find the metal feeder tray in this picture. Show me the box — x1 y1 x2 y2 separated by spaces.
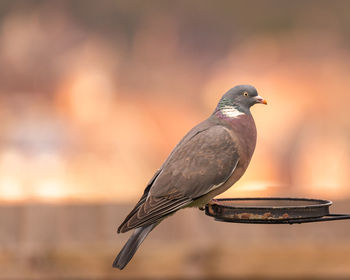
205 197 350 224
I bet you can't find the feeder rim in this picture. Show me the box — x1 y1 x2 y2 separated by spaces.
209 197 333 209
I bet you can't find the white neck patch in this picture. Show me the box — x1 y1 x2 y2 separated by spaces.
220 106 245 118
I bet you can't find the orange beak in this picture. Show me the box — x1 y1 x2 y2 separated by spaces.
255 95 267 105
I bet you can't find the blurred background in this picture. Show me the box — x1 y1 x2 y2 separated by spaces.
1 0 350 279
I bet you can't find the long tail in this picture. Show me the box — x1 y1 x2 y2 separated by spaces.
113 223 156 269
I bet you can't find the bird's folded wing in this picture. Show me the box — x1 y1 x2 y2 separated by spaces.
152 125 240 198
118 125 239 233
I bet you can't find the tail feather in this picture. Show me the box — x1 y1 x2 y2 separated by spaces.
113 224 156 269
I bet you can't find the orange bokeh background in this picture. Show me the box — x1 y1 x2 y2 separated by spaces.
1 1 350 203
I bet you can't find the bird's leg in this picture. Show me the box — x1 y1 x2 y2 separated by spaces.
198 206 205 211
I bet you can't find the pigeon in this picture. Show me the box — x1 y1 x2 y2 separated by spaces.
113 84 267 269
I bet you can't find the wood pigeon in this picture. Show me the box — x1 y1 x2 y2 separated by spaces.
113 84 267 269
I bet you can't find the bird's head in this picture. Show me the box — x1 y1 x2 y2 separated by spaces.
217 85 267 115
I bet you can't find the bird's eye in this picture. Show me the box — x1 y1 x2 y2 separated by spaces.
243 92 248 97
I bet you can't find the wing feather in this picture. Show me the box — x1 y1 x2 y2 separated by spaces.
118 196 191 233
117 169 161 233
